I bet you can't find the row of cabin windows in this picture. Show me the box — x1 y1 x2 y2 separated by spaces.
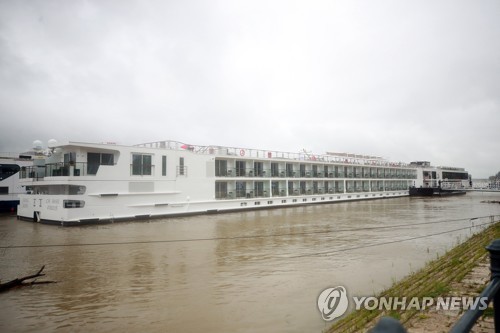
19 152 180 177
442 171 469 180
62 152 181 177
215 180 408 199
215 160 414 178
60 152 114 175
215 181 346 199
131 154 184 176
63 152 115 166
60 152 155 176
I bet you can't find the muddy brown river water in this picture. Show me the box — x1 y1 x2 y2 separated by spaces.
1 192 500 332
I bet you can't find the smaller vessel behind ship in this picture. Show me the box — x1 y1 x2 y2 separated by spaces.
0 153 34 213
409 161 469 196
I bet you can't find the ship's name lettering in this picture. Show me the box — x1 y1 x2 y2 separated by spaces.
46 199 59 204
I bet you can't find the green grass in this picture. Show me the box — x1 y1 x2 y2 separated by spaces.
482 307 495 318
426 282 450 298
326 222 500 333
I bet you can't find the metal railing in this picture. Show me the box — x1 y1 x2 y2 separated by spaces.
20 162 104 179
372 239 500 333
216 167 415 180
449 239 500 332
135 140 415 168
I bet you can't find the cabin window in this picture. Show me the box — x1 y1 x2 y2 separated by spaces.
442 171 468 180
254 162 263 176
271 163 279 177
64 152 76 163
87 152 115 175
300 164 306 177
254 181 264 197
179 157 185 175
235 161 246 177
0 187 8 194
63 200 85 208
215 182 228 199
88 153 100 174
101 153 114 165
0 164 20 181
88 152 114 165
31 185 85 195
162 156 167 176
132 154 152 176
215 160 228 176
300 181 306 194
271 181 279 196
236 181 246 198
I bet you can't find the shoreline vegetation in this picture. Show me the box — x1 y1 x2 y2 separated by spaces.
326 221 500 333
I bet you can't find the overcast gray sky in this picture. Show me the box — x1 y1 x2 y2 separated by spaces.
1 0 499 178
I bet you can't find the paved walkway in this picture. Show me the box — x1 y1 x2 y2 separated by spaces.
405 255 494 333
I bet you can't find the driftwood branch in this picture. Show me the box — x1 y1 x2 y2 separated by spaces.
0 265 57 292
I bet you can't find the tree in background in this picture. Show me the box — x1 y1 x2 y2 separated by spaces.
489 171 500 182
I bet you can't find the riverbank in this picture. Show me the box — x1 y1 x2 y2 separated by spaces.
327 221 500 332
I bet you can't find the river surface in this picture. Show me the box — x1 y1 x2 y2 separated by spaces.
1 192 500 333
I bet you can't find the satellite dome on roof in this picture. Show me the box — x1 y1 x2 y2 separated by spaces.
48 139 58 148
32 140 43 151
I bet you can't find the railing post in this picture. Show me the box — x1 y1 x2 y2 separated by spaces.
486 239 500 333
368 317 406 333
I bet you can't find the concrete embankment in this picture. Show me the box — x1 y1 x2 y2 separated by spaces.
327 221 500 333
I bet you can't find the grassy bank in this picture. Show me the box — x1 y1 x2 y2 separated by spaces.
327 221 500 333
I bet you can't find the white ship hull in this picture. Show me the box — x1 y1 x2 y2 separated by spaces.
19 191 409 226
17 140 415 225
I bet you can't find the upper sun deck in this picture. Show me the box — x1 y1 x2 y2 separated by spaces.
410 161 466 172
135 140 413 168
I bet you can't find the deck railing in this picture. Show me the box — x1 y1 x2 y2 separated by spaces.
216 167 415 180
135 140 414 168
20 162 108 179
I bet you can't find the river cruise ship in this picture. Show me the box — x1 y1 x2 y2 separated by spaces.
17 140 418 225
409 161 469 196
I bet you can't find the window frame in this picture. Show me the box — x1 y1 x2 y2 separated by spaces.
131 153 153 176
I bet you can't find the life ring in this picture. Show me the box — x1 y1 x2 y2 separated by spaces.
240 149 245 156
